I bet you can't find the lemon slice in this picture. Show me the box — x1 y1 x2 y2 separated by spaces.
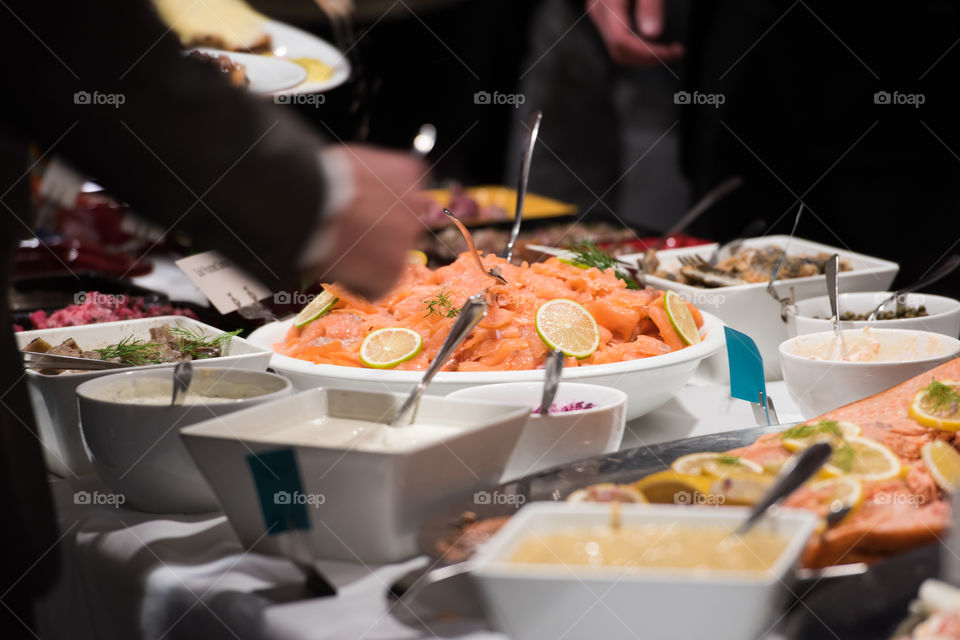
359 328 423 368
292 289 338 328
909 380 960 431
922 440 960 492
633 470 716 504
781 420 862 453
535 299 600 359
670 452 764 478
566 483 648 503
664 291 700 346
822 436 902 481
406 250 429 266
809 476 864 515
710 472 775 506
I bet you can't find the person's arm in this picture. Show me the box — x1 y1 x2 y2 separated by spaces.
0 0 325 289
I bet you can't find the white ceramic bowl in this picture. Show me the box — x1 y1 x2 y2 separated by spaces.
786 292 960 338
780 328 960 419
77 368 292 513
16 316 272 477
470 502 818 640
619 236 899 380
180 388 531 563
246 312 725 422
447 382 627 482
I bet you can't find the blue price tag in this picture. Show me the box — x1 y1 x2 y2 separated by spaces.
246 448 310 535
724 326 767 404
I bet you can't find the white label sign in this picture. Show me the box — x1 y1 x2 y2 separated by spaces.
175 251 273 314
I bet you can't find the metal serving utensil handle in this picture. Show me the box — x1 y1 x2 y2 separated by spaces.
170 361 193 406
868 254 960 321
502 110 542 264
735 442 832 535
389 295 488 426
538 349 564 415
826 253 841 325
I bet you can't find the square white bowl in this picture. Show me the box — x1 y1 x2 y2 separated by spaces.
786 291 960 338
446 382 628 482
15 316 271 477
620 236 899 379
179 388 531 563
470 502 818 640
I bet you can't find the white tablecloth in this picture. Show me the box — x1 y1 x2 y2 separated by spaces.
36 383 801 640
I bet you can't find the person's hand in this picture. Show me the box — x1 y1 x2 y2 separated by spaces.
311 144 428 300
586 0 683 66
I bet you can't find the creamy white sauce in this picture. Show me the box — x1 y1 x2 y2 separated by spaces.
789 327 949 363
90 378 273 405
263 417 462 452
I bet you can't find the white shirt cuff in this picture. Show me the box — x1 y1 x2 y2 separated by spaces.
297 147 356 268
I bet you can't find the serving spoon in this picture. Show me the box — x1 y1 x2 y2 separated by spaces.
388 295 487 427
501 110 543 264
443 208 508 285
537 349 564 415
867 254 960 321
170 361 193 406
825 253 849 360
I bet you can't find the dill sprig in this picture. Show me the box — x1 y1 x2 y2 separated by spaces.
781 420 842 440
423 290 459 319
567 243 641 290
716 454 741 466
168 327 241 359
923 379 960 412
831 443 856 474
94 337 164 366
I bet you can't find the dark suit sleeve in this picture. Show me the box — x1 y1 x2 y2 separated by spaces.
0 0 325 289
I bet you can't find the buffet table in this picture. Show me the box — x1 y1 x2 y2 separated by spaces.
35 382 803 640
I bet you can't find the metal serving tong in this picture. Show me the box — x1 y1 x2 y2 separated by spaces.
502 110 543 264
389 295 488 427
768 202 804 320
734 441 833 536
443 208 507 285
22 351 128 371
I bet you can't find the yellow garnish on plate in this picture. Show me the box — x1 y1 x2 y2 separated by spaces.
821 436 901 481
922 440 960 492
670 451 763 478
910 379 960 431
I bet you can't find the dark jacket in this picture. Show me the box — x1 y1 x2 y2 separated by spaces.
0 0 326 614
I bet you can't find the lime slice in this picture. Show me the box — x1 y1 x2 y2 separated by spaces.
292 289 338 328
922 440 960 492
664 291 700 345
535 299 600 359
359 328 423 369
406 250 428 266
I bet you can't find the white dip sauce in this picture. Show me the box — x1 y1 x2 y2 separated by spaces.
789 327 947 363
263 417 462 452
93 378 273 405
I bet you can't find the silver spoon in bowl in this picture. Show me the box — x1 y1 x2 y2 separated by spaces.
170 361 193 406
867 254 960 321
388 295 488 427
537 349 564 415
501 110 542 264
